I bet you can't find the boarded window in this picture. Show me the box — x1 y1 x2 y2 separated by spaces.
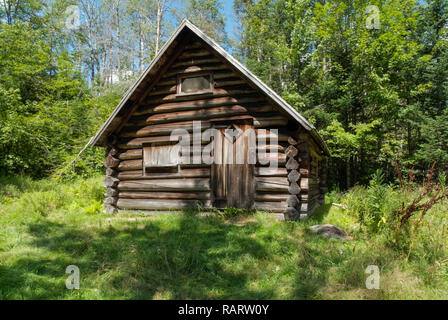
178 74 212 94
143 144 180 174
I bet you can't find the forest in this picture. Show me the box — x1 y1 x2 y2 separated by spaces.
0 0 447 300
0 0 446 189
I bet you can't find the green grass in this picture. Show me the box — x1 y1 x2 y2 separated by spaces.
0 175 447 299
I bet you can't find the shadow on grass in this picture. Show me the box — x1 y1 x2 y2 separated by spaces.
0 210 352 299
308 204 333 224
1 213 274 299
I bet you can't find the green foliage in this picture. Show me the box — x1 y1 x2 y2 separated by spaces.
0 1 447 300
339 168 448 267
237 0 448 188
216 207 255 218
323 187 343 204
0 18 91 176
0 1 132 178
181 0 228 46
0 176 447 299
415 109 448 171
342 170 403 234
1 0 446 187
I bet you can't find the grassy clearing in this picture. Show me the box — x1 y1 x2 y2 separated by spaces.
0 175 447 299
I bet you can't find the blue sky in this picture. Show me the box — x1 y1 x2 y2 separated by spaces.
222 0 238 39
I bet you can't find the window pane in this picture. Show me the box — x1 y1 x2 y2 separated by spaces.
143 144 179 168
181 75 210 93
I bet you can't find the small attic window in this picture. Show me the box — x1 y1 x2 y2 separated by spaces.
177 73 213 95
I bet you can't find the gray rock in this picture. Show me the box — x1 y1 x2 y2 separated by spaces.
309 224 349 239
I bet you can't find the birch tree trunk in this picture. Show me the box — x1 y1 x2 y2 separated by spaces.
155 0 167 55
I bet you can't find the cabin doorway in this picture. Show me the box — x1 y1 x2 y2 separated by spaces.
211 120 255 209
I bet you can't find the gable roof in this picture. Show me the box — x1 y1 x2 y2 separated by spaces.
88 19 330 156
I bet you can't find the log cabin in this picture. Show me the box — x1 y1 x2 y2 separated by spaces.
88 20 330 220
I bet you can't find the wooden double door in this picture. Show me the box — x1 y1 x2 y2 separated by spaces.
211 121 255 209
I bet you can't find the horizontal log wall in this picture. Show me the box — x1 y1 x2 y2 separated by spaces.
296 134 325 218
103 40 325 216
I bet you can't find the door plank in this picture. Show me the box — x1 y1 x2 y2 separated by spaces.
212 122 254 208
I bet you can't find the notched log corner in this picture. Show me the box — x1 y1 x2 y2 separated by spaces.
284 207 299 220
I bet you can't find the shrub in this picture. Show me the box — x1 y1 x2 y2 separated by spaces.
325 187 343 204
342 170 402 234
0 175 104 218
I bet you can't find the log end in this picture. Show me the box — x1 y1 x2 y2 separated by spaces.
284 207 299 220
104 205 118 214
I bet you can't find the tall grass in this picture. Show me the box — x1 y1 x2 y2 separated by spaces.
0 174 447 299
341 170 403 234
338 170 448 273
